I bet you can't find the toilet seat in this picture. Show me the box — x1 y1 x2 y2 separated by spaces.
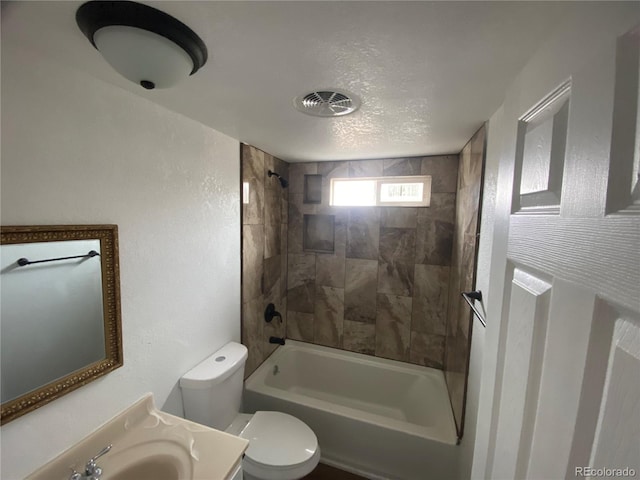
240 411 320 480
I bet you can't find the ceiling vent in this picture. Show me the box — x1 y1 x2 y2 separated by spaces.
294 89 361 117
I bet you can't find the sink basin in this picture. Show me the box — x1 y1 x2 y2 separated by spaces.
110 456 183 480
25 394 248 480
106 441 192 480
109 455 186 480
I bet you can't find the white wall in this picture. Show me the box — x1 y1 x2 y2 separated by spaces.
0 41 241 479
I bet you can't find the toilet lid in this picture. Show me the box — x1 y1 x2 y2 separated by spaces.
241 411 318 467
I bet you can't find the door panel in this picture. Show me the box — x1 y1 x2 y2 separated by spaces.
526 281 596 479
590 315 640 474
607 25 640 214
512 81 570 214
492 268 551 480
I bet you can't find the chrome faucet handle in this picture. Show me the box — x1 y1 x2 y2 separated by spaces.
68 444 112 480
84 444 112 479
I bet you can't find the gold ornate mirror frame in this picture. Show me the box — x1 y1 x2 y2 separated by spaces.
0 225 123 424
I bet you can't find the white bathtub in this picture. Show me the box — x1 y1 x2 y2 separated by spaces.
244 340 458 480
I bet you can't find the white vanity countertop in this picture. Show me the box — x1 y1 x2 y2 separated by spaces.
25 393 248 480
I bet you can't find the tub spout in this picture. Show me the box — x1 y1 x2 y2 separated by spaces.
269 336 285 345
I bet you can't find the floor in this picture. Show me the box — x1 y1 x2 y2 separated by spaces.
303 463 368 480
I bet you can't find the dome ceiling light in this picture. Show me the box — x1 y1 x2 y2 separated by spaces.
76 1 208 90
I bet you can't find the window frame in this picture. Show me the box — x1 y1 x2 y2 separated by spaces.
329 175 432 207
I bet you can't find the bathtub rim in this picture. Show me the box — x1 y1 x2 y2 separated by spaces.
244 340 458 446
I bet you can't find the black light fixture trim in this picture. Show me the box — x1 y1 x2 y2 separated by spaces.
76 1 207 75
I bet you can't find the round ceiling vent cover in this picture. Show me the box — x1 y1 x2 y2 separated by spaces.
294 89 361 117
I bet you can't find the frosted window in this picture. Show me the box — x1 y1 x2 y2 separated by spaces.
330 176 431 207
332 180 376 206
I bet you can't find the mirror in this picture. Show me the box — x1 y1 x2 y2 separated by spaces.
0 225 123 424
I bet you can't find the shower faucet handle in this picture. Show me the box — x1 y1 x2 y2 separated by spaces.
264 303 283 323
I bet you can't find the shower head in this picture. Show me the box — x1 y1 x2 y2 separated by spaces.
268 170 288 189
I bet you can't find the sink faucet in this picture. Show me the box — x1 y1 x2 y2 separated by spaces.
69 444 112 480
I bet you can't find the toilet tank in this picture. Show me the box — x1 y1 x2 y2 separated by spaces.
180 342 248 430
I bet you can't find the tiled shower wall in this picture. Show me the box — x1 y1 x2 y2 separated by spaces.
286 156 459 368
444 125 486 437
241 144 289 377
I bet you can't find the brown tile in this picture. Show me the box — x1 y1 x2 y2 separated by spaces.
281 195 289 225
460 132 485 191
288 253 316 288
333 219 347 257
421 155 459 193
380 207 418 228
288 200 303 254
419 193 456 221
264 188 282 225
288 283 315 314
377 261 414 296
348 159 384 178
287 253 316 313
318 161 349 180
264 221 281 259
316 254 345 288
416 193 456 265
457 187 480 236
461 234 478 293
383 157 422 176
242 296 264 377
470 125 486 169
242 224 264 301
415 219 454 266
242 144 265 225
274 157 289 177
287 311 314 342
346 208 380 260
379 227 416 264
446 255 462 335
263 255 281 296
289 163 318 195
445 326 463 375
456 141 482 237
280 224 288 297
375 293 412 361
303 214 335 253
344 258 378 323
314 286 344 348
290 193 318 215
343 320 375 355
412 264 449 335
410 332 445 369
304 174 323 204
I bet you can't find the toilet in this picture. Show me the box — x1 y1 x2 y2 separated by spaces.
179 342 320 480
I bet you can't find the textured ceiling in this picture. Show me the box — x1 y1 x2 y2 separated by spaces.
2 1 585 161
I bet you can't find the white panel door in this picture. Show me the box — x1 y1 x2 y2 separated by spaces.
474 13 640 480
